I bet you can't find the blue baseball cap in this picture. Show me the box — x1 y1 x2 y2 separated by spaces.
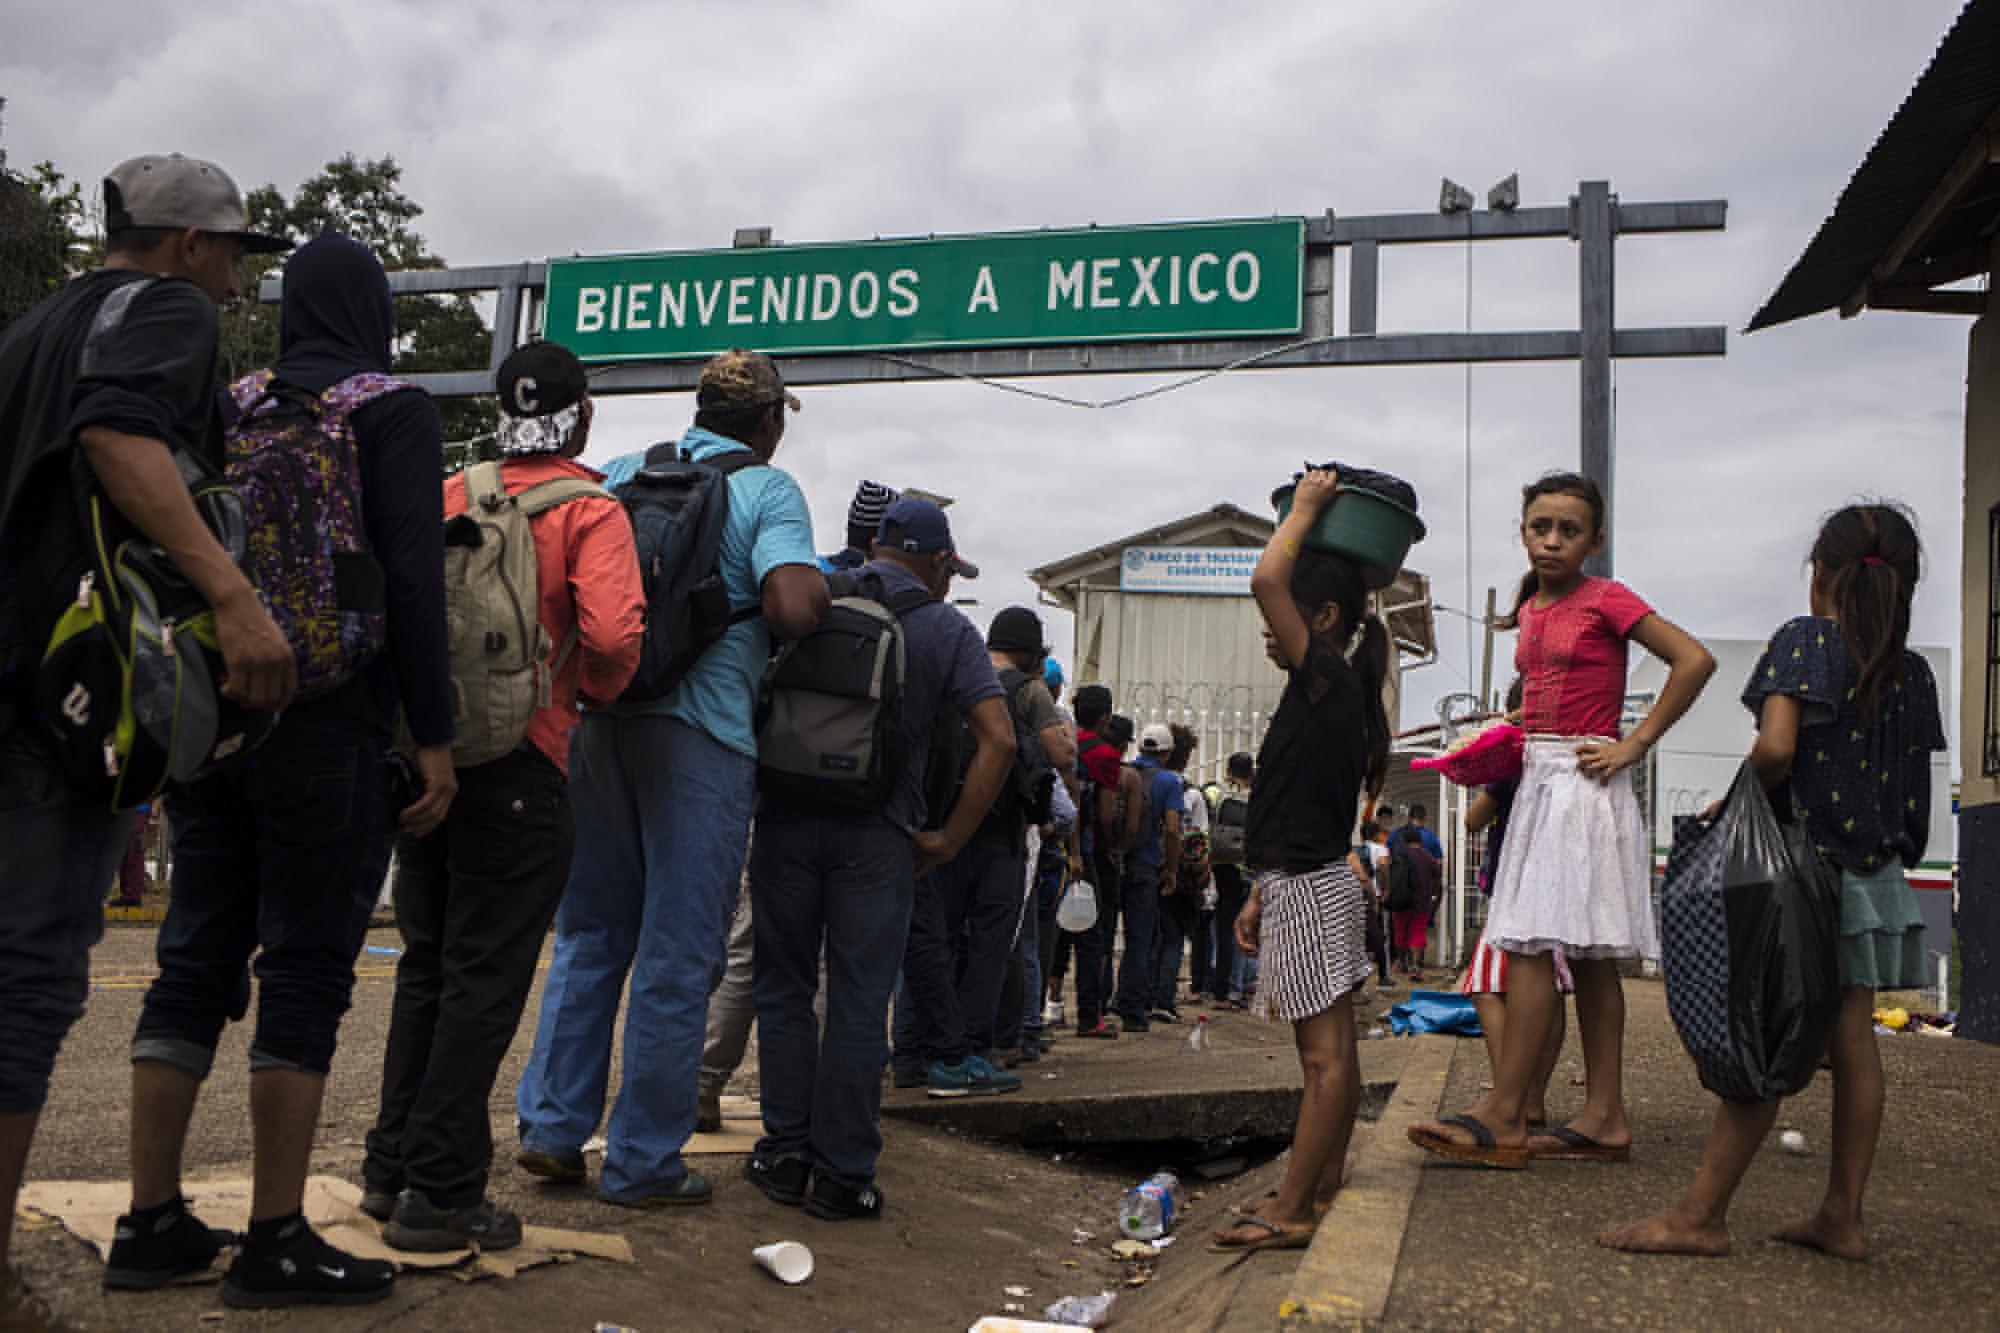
878 497 979 578
1043 658 1064 690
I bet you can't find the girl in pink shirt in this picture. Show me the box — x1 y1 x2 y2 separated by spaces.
1411 471 1714 1168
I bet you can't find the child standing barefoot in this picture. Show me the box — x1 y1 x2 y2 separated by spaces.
1211 466 1391 1251
1410 472 1714 1168
1598 503 1943 1259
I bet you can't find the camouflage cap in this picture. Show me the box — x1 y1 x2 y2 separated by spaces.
696 348 802 413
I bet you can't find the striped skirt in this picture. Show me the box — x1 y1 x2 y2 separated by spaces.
1251 861 1373 1023
1457 930 1575 996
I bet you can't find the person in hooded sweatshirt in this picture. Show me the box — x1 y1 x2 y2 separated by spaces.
117 232 456 1311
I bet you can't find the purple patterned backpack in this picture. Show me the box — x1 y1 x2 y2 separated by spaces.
225 370 410 700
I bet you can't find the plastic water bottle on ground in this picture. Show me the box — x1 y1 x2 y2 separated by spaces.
1044 1291 1117 1327
1181 1015 1213 1054
1118 1171 1183 1239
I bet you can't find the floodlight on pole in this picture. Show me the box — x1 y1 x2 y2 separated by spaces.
1487 173 1520 212
1438 178 1475 214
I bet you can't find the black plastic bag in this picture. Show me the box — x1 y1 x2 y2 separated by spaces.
1659 763 1842 1102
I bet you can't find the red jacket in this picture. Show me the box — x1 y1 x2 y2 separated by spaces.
442 456 643 773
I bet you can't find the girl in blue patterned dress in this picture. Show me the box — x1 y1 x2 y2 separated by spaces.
1599 503 1945 1261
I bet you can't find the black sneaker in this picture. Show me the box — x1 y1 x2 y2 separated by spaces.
1120 1014 1152 1034
381 1190 523 1253
803 1175 883 1221
1149 1007 1182 1024
890 1065 926 1089
515 1145 587 1185
743 1155 811 1207
103 1198 233 1291
357 1188 397 1223
222 1216 394 1309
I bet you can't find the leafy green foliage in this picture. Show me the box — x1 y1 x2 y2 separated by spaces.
0 152 90 331
227 155 494 445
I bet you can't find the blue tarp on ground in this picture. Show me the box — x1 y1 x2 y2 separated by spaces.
1386 989 1482 1036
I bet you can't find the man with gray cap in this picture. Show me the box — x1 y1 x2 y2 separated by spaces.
516 348 827 1209
0 152 294 1321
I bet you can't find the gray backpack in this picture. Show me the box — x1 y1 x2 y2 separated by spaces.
442 462 606 766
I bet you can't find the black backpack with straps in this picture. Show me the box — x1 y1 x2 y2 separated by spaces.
615 442 764 701
755 569 932 815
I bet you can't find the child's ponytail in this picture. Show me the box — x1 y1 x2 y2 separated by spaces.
1809 503 1921 721
1352 611 1392 795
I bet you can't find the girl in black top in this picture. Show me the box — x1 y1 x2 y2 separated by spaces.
1213 466 1391 1254
1600 502 1944 1262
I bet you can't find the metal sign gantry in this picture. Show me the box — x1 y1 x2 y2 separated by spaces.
267 180 1726 572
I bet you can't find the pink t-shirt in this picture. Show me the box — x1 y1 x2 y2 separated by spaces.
1514 577 1653 739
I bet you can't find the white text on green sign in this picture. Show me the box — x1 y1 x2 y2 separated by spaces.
541 219 1303 362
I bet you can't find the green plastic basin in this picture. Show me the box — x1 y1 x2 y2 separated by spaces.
1269 482 1426 589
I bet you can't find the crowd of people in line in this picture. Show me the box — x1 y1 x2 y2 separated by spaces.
0 153 1950 1327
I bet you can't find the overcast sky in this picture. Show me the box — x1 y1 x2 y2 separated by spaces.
1 0 1976 744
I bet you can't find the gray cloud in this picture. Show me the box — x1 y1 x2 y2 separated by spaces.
1 0 1973 741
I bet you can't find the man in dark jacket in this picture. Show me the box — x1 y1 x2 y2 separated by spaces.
118 232 456 1310
0 153 295 1327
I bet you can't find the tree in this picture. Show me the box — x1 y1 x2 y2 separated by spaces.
226 155 494 445
0 151 88 331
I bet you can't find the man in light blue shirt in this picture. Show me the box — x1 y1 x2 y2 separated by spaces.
516 349 827 1206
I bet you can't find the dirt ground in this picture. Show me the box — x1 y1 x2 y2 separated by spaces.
14 923 1333 1332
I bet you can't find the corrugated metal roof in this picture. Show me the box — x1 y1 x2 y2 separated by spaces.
1748 0 2000 333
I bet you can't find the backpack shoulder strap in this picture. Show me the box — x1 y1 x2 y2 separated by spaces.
708 449 766 477
516 476 610 518
319 371 416 420
464 461 509 513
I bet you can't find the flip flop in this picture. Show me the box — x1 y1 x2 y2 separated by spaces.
1527 1126 1631 1161
1208 1212 1316 1254
1407 1113 1528 1170
1230 1191 1333 1221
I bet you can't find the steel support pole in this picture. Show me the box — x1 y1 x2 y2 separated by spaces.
1576 181 1616 575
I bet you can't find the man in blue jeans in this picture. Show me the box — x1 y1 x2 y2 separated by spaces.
1111 724 1185 1032
0 153 297 1324
514 349 826 1207
744 498 1013 1221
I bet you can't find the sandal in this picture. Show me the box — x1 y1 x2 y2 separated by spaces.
1527 1126 1631 1162
1208 1212 1316 1254
1407 1113 1528 1170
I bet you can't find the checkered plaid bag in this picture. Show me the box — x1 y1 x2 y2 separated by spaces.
1659 764 1841 1103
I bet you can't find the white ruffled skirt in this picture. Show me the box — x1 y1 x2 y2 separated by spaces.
1484 736 1656 961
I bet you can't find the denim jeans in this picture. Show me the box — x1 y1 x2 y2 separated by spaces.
1111 860 1162 1021
1072 849 1121 1031
897 836 1023 1064
0 737 134 1113
365 746 573 1207
749 807 913 1190
515 714 751 1202
1210 864 1248 1001
1153 885 1198 1011
135 710 395 1079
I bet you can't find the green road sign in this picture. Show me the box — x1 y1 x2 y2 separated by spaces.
541 218 1303 362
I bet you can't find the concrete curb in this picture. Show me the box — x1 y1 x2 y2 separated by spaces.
1278 1034 1459 1329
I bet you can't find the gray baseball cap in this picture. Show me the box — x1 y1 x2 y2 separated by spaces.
102 154 289 252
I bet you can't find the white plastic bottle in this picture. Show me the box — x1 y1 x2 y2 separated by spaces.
1180 1015 1213 1054
1118 1170 1183 1239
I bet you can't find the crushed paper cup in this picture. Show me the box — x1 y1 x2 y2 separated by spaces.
753 1239 813 1285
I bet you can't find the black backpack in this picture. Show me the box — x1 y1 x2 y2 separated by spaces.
935 667 1059 832
1384 839 1415 911
615 443 764 701
755 570 932 814
1212 790 1249 864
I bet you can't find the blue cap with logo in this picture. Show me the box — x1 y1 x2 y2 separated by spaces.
878 497 979 579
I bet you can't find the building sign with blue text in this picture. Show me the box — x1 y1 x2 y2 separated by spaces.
1119 546 1259 596
541 219 1303 362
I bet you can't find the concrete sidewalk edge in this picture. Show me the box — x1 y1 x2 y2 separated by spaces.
1279 1034 1459 1329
